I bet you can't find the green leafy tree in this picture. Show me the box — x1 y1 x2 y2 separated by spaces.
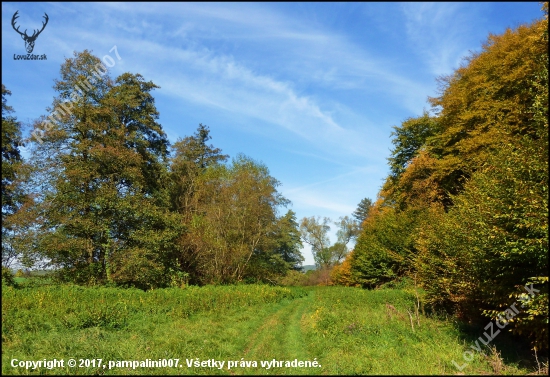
270 210 304 271
416 134 548 347
350 201 423 288
169 123 228 213
28 51 179 287
387 112 438 179
330 215 360 263
1 85 23 220
168 124 228 281
1 85 32 269
300 215 358 269
300 216 332 268
335 215 360 245
168 124 228 282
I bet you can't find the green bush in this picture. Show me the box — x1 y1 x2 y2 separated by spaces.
1 266 16 287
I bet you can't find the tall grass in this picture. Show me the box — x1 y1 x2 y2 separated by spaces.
2 284 307 337
300 286 533 374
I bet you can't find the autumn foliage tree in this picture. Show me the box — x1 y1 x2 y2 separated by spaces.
343 7 548 349
330 250 355 287
173 154 294 284
416 10 548 349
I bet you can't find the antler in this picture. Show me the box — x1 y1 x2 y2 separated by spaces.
11 10 26 37
29 13 49 39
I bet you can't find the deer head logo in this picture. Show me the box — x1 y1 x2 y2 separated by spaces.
11 11 49 54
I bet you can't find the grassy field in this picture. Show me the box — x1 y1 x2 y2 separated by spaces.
2 280 543 375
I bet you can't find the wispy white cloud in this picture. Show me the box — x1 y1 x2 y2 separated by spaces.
2 1 433 159
285 166 376 195
108 38 375 158
400 2 479 76
88 4 429 105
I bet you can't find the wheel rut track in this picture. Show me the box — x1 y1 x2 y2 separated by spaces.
238 291 315 374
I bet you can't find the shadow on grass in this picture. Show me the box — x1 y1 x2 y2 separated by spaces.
453 320 548 373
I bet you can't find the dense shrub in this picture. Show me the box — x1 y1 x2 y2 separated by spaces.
1 266 16 287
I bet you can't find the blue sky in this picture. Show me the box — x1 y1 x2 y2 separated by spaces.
2 2 544 265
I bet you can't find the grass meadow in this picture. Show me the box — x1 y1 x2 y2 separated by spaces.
2 279 543 375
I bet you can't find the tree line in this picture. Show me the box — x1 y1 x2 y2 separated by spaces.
331 6 548 350
2 51 305 289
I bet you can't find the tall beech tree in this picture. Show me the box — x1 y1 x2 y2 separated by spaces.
344 8 548 349
425 16 548 199
417 9 548 349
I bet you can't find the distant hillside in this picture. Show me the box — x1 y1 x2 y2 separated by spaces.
301 265 316 272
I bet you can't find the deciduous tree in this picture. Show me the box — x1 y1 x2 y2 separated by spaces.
27 51 179 287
